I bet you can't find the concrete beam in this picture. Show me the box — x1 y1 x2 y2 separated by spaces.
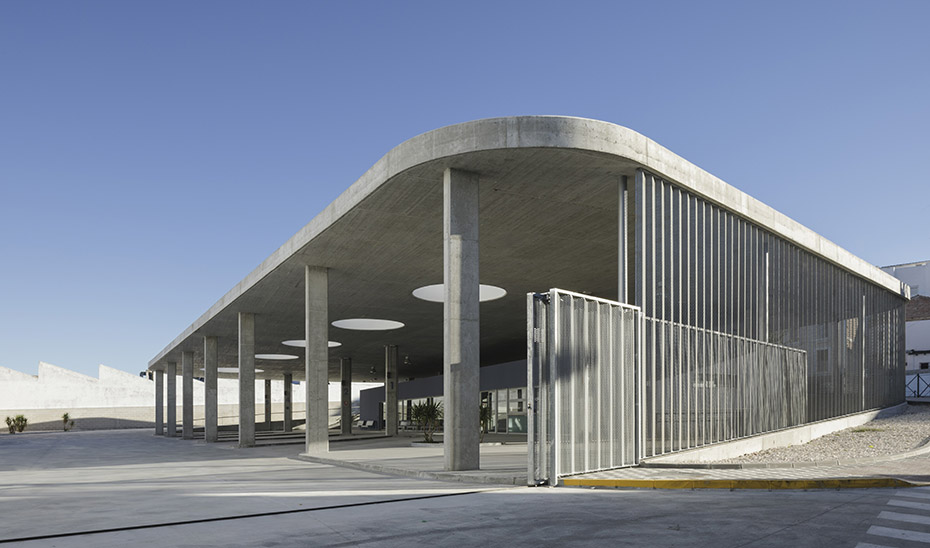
305 265 329 454
181 351 194 440
239 312 255 448
283 373 293 432
384 345 398 436
204 336 218 442
443 168 480 471
154 369 164 435
340 357 351 435
165 362 177 437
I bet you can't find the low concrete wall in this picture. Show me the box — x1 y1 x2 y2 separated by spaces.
0 403 312 433
643 403 909 464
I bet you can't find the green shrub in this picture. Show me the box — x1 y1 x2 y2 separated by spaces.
410 401 442 443
62 413 75 432
6 415 27 433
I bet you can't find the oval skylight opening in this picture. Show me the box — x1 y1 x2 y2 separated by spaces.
332 318 405 331
281 340 342 348
412 283 507 303
255 354 299 360
205 367 264 374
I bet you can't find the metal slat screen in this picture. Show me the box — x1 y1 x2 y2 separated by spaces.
528 290 640 483
634 170 906 458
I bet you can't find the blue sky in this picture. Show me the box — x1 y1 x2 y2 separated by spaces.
1 1 928 377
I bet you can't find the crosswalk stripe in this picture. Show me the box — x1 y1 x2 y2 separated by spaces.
868 525 930 543
889 499 930 512
897 492 930 501
855 543 895 548
879 511 930 526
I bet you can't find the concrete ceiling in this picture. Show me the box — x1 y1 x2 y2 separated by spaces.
154 147 634 381
148 116 905 382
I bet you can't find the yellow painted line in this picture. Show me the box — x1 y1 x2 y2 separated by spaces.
562 477 918 490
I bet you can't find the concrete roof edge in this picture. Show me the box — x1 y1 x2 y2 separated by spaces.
148 116 904 368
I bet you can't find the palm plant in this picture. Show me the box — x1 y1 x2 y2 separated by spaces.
479 405 493 442
410 400 442 443
6 415 27 433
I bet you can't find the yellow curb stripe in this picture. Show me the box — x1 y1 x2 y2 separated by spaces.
561 477 917 490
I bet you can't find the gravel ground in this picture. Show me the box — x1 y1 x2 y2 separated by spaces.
719 403 930 463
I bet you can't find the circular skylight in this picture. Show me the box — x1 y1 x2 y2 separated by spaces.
411 283 507 303
332 318 405 331
281 340 342 348
255 354 299 360
205 367 264 374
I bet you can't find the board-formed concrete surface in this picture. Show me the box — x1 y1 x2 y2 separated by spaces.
4 430 930 547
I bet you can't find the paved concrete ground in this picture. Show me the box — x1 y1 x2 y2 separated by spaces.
4 429 930 547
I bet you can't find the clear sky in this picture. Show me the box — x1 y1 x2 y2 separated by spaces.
1 1 928 378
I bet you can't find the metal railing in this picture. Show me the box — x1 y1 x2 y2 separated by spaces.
906 372 930 398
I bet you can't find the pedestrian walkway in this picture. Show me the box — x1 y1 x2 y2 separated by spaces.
857 486 930 547
294 433 529 485
564 451 930 489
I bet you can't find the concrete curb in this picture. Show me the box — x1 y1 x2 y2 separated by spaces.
562 477 926 490
641 439 930 470
291 453 527 486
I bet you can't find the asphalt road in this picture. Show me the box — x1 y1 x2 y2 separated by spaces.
1 429 927 547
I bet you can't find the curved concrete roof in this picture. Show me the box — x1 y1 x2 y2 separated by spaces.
148 116 906 379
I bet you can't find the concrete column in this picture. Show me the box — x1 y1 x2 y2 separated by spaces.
264 378 272 430
154 369 164 435
166 362 177 437
340 357 352 435
304 265 329 454
384 345 398 436
181 351 194 440
283 373 293 432
239 312 255 448
204 336 218 442
443 168 480 471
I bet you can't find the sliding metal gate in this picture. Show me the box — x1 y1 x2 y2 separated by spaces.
528 288 809 486
528 289 644 485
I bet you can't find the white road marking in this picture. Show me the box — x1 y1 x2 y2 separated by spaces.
879 510 930 526
855 543 895 548
897 491 930 501
889 499 930 511
868 525 930 543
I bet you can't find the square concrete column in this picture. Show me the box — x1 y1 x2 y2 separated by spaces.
340 357 352 435
204 336 218 442
304 265 329 454
166 362 177 437
384 345 398 436
443 168 480 471
239 312 255 448
182 351 194 440
154 368 164 435
283 373 293 432
264 378 272 430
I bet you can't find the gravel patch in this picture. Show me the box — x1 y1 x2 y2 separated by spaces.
719 404 930 463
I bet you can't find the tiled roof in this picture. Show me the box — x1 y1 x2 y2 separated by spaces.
906 295 930 322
